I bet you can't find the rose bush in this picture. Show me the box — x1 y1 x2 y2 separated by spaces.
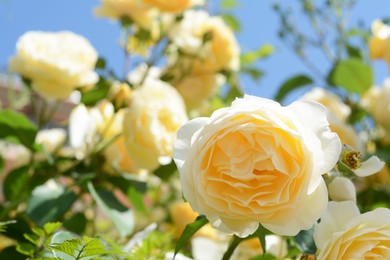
314 201 390 259
174 94 341 237
9 31 98 100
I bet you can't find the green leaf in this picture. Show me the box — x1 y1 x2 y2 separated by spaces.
16 242 34 257
346 44 362 59
32 227 45 237
241 67 264 82
221 14 240 32
79 236 107 258
43 222 62 235
328 58 373 94
294 226 317 254
0 109 37 150
0 220 16 233
274 74 313 102
127 186 146 213
108 175 147 193
220 0 238 8
80 77 111 106
241 44 274 65
88 182 134 237
27 184 77 227
48 238 82 258
174 215 209 258
95 57 106 70
63 213 87 234
3 166 30 201
153 161 177 181
24 232 40 246
249 254 276 260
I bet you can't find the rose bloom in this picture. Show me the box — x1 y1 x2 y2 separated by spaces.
301 88 362 150
36 128 67 154
169 201 216 239
143 0 204 13
123 79 188 171
362 79 390 134
69 101 137 173
170 62 226 109
327 114 363 151
100 107 137 174
9 31 98 100
300 87 350 121
94 0 157 29
168 10 240 71
174 95 341 237
369 19 390 66
314 201 390 259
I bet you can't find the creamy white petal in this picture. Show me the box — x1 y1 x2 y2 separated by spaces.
263 178 328 236
69 104 96 149
289 100 342 174
354 155 385 177
328 177 356 202
173 117 208 172
313 201 360 249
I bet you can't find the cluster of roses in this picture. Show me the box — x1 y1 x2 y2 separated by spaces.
6 0 390 258
7 0 239 175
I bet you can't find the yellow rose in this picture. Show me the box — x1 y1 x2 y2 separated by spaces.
108 81 132 109
300 87 350 121
99 107 140 174
94 0 157 29
174 95 341 237
362 79 390 134
9 31 98 100
168 10 240 71
170 201 216 239
369 20 390 61
68 101 136 174
36 128 67 154
314 201 390 259
170 62 226 109
143 0 204 13
327 114 363 151
123 79 188 170
300 88 362 150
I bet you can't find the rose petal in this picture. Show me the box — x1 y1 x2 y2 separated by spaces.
328 176 356 202
289 100 341 193
313 201 360 250
263 178 328 236
353 155 385 177
174 117 208 171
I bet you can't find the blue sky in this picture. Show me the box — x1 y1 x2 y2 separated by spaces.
1 0 389 102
